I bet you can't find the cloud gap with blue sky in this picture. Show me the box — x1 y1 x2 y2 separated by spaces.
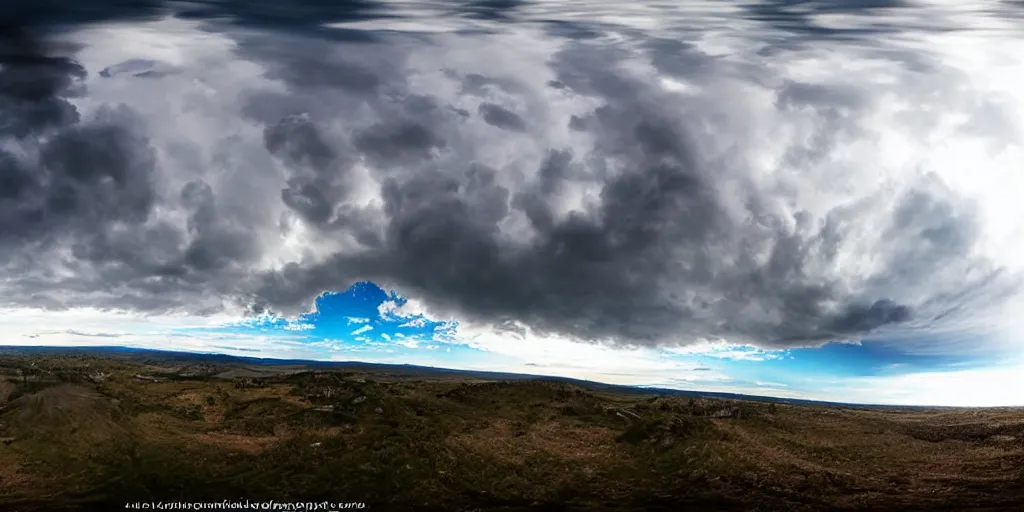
164 281 1021 407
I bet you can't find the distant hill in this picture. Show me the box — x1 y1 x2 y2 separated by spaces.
0 345 894 409
2 343 1018 510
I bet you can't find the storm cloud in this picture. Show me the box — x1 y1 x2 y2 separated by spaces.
1 0 1022 350
0 29 156 251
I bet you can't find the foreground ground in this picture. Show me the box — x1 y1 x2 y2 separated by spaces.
0 350 1022 511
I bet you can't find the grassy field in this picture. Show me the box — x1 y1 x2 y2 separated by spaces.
0 351 1022 511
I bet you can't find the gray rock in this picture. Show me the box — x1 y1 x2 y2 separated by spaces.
352 396 367 405
619 409 642 421
709 407 741 419
375 407 383 414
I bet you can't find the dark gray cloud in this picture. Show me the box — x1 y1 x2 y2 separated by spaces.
1 0 385 32
478 103 527 132
99 58 176 78
0 29 84 138
1 3 1021 351
259 52 380 93
0 28 256 312
353 121 447 165
264 114 356 227
238 36 1008 349
452 0 526 21
0 32 157 252
178 179 259 272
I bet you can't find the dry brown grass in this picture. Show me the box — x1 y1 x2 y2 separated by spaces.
448 418 618 464
239 383 311 408
0 380 14 403
705 406 1024 509
0 450 39 495
130 398 351 456
1 355 1023 511
191 431 281 454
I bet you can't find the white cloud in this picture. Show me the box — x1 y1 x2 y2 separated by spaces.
449 320 726 386
351 324 374 336
378 297 440 323
662 340 787 361
808 363 1024 407
398 318 427 328
0 307 313 359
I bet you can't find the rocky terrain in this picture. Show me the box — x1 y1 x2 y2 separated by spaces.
0 350 1022 511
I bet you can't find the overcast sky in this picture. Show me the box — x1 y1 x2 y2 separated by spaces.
2 0 1024 405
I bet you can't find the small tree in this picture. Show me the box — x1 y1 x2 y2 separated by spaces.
20 365 40 385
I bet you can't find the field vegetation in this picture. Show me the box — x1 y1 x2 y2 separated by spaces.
0 351 1022 511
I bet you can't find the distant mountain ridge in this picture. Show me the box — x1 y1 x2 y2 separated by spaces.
0 345 922 409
